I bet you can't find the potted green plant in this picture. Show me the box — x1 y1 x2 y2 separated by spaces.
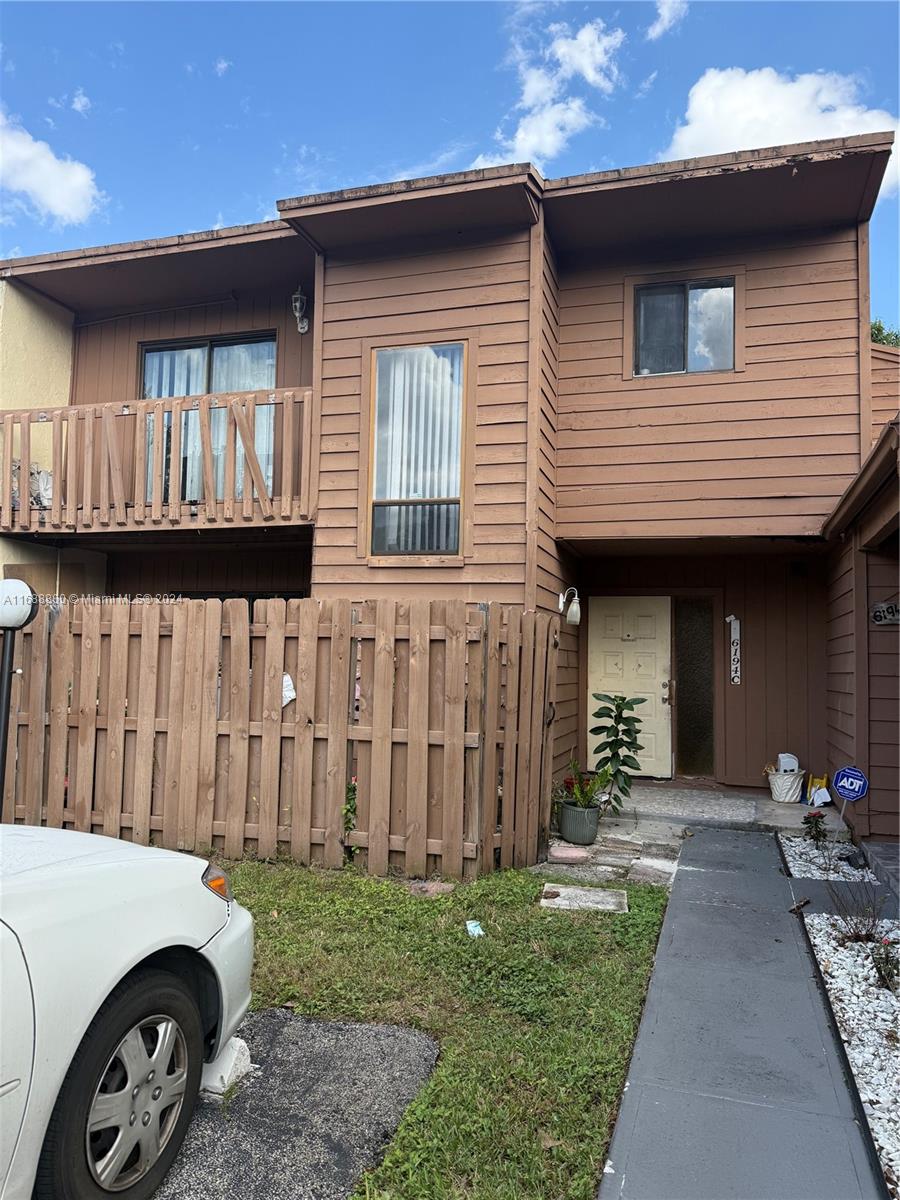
557 757 614 845
590 693 646 806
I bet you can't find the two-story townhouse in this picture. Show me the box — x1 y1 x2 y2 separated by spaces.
1 131 896 837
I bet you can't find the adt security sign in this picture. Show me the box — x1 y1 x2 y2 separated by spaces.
833 766 869 803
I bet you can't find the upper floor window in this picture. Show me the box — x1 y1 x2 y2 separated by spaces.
634 279 734 376
371 342 464 556
141 335 276 503
142 336 276 399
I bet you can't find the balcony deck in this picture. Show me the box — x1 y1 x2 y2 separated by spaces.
0 388 313 535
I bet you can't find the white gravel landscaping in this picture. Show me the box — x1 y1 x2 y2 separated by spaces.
806 914 900 1199
780 834 878 882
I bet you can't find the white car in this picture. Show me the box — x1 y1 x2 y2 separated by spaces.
0 826 254 1200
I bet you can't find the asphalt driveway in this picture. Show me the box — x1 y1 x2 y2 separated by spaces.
155 1009 438 1200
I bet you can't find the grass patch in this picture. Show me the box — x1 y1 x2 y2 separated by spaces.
228 862 666 1200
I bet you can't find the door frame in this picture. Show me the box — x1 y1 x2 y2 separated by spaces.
579 586 727 782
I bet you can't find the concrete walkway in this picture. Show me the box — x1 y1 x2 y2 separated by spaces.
628 781 847 836
599 828 887 1200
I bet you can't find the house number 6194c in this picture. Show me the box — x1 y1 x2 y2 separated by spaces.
725 614 741 685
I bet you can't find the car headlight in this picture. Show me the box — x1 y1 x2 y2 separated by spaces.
201 863 233 902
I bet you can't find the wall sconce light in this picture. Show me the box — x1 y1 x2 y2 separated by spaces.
291 286 309 334
558 587 581 626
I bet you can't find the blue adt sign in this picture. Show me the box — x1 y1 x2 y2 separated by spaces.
833 766 869 803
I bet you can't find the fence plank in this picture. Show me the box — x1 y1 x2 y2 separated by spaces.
479 604 502 873
46 607 73 828
102 601 129 838
73 602 101 831
324 598 351 868
290 598 318 863
168 400 182 525
132 604 159 845
151 406 164 523
514 613 536 868
1 631 23 820
463 607 485 882
133 403 148 524
224 599 251 859
98 410 111 526
367 598 395 876
280 391 294 519
23 608 49 827
176 601 205 850
81 414 94 528
500 608 521 869
195 598 222 850
441 599 466 880
539 619 559 858
1 415 12 530
258 598 286 858
199 397 218 522
404 598 430 877
162 602 188 848
526 614 550 863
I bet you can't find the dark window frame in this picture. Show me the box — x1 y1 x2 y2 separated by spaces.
634 277 735 378
138 331 278 399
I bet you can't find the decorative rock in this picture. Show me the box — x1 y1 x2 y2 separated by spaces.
547 845 593 864
407 880 456 897
540 883 628 912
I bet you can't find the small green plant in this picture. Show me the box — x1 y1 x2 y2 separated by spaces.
871 936 898 993
565 757 613 810
590 693 646 805
342 777 358 859
802 809 828 850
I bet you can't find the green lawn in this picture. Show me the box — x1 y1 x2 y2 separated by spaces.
228 862 666 1200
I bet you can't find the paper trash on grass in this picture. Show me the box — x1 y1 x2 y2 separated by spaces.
466 920 485 938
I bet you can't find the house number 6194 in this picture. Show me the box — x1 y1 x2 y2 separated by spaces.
725 614 741 685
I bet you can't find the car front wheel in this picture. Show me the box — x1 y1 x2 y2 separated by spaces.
34 967 203 1199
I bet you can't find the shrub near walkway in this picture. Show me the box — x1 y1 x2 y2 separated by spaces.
228 863 666 1200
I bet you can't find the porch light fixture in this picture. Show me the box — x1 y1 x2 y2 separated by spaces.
291 286 309 334
558 587 581 626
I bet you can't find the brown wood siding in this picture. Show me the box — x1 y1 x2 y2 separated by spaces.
866 540 899 836
107 538 312 598
871 343 900 445
71 288 310 405
310 229 532 600
555 228 863 539
825 537 860 825
575 552 827 788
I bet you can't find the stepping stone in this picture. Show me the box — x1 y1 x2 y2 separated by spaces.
629 857 677 886
548 845 593 864
540 884 628 912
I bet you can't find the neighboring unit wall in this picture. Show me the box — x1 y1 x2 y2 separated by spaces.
825 532 899 839
71 289 310 405
871 343 900 444
555 227 863 539
0 280 73 411
311 229 532 601
576 553 827 788
107 539 312 598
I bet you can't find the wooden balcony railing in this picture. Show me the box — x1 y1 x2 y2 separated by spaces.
0 388 313 534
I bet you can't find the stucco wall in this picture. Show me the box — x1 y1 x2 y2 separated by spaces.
0 279 73 411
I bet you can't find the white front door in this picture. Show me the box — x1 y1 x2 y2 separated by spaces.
587 596 673 779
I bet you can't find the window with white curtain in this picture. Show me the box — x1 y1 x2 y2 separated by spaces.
371 342 464 556
141 336 276 502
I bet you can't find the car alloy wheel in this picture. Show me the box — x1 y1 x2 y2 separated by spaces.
85 1015 189 1192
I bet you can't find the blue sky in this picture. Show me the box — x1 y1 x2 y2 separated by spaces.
1 1 898 321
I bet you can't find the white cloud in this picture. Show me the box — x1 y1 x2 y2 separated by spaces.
473 16 626 169
71 87 91 117
0 111 103 224
212 211 225 229
214 58 232 77
662 67 900 196
647 1 688 41
43 116 56 130
636 70 658 99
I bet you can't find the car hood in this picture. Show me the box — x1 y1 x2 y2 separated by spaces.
0 825 199 878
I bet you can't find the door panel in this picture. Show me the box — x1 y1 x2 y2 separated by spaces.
588 596 673 779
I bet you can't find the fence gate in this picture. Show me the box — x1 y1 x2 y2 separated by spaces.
0 598 558 879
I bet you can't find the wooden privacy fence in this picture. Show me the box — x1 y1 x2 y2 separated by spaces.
1 598 559 879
